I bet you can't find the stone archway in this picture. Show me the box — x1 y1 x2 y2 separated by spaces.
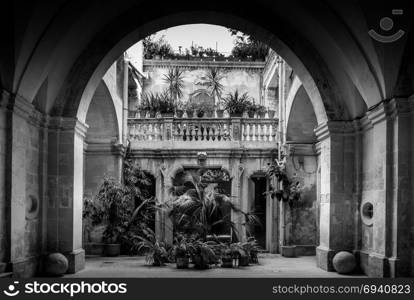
4 1 414 277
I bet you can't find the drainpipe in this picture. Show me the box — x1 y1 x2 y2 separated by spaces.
123 54 129 146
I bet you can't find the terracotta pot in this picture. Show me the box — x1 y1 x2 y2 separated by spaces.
216 109 224 118
239 254 250 266
162 112 174 118
268 110 276 119
104 244 121 257
176 110 184 118
186 110 194 118
221 257 233 268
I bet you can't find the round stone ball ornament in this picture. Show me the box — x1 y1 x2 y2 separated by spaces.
332 251 356 274
44 253 69 276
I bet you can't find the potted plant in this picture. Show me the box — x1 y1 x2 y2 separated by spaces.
194 102 214 118
172 235 192 269
175 101 185 118
184 102 195 118
82 197 105 255
223 90 251 117
134 227 168 266
230 243 249 266
95 177 131 257
241 237 260 264
220 248 234 268
268 109 276 119
190 240 216 269
158 90 175 117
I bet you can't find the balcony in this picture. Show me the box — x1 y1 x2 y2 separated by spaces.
128 111 279 151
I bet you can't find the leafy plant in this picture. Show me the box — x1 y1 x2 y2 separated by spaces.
205 68 225 105
228 29 269 61
168 171 258 241
95 177 131 244
140 91 175 115
163 68 185 102
143 35 174 59
133 227 168 266
247 102 266 117
223 90 252 116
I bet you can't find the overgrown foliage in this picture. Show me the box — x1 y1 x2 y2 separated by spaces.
168 171 258 240
266 158 302 207
228 29 269 61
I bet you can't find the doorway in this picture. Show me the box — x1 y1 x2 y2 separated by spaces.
251 176 267 249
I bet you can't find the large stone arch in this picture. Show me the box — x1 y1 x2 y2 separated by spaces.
84 79 122 199
15 1 389 124
3 0 414 277
286 77 318 144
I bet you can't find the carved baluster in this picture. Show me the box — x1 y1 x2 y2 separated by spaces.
260 124 265 141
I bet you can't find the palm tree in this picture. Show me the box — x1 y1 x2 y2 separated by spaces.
168 171 258 241
163 68 185 102
205 68 224 106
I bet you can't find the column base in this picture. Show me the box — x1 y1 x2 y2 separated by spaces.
388 256 410 277
368 253 389 277
65 249 85 274
316 246 336 271
10 256 39 278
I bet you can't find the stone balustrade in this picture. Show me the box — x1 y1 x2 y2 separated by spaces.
127 112 278 145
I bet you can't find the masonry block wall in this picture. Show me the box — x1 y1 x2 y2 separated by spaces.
142 60 265 103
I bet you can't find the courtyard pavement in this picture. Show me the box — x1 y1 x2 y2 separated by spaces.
66 254 366 278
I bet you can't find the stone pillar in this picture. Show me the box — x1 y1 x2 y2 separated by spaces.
364 98 412 277
230 163 244 241
47 117 88 273
0 93 47 277
158 165 173 244
314 121 356 271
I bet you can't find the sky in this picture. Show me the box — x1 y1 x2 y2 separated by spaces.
150 24 236 55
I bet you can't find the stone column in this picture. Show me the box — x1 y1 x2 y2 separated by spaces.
47 117 88 273
158 165 173 244
314 121 356 271
230 163 244 241
364 98 413 277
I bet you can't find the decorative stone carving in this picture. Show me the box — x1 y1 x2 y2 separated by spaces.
361 201 374 226
26 195 39 220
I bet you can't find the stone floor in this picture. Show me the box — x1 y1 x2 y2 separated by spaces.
66 254 366 278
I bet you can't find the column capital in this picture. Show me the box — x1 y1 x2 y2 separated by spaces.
48 117 89 138
366 96 414 126
314 120 354 142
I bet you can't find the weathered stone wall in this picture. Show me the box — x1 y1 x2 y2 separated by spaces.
285 153 318 247
142 60 264 104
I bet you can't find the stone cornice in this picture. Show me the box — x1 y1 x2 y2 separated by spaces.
366 96 414 126
143 59 265 71
313 96 414 143
128 148 275 159
48 117 89 138
84 142 125 155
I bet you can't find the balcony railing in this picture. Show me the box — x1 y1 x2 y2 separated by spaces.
128 111 279 147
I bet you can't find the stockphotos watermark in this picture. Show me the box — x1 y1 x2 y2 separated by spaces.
368 9 405 43
2 281 127 297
